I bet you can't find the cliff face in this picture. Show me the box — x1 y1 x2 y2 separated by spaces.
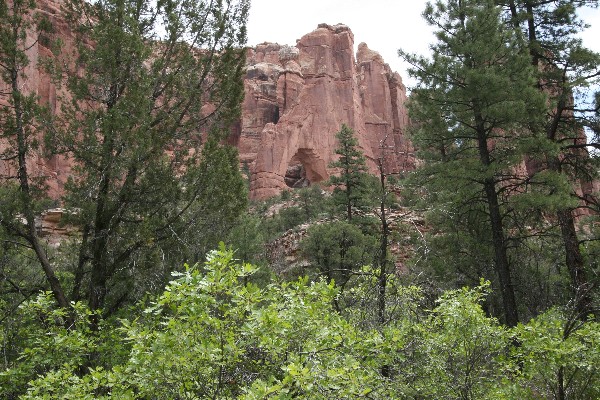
1 1 414 200
0 0 75 199
240 24 414 199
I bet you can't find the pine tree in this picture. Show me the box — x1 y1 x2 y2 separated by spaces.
499 0 600 318
401 0 549 326
329 124 370 221
373 137 399 326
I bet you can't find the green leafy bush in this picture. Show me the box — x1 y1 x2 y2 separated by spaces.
5 247 600 399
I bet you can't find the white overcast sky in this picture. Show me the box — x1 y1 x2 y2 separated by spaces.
246 1 600 89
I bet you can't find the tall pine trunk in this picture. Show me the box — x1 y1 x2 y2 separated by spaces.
475 109 519 326
513 0 594 319
483 178 519 327
547 106 593 318
376 161 389 325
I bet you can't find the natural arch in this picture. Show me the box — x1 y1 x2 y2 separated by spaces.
284 148 328 189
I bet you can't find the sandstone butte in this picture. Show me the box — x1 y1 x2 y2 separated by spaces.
0 0 416 200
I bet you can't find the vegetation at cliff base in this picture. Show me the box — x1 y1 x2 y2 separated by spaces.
2 247 600 399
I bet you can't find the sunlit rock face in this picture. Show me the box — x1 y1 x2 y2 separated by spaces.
241 24 415 199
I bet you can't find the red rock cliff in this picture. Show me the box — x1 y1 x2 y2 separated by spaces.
1 3 414 200
239 23 414 199
0 0 75 199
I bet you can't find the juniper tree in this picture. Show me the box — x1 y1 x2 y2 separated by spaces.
1 0 249 317
302 220 377 290
50 0 250 315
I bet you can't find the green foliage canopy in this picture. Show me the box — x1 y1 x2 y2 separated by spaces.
4 247 600 399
